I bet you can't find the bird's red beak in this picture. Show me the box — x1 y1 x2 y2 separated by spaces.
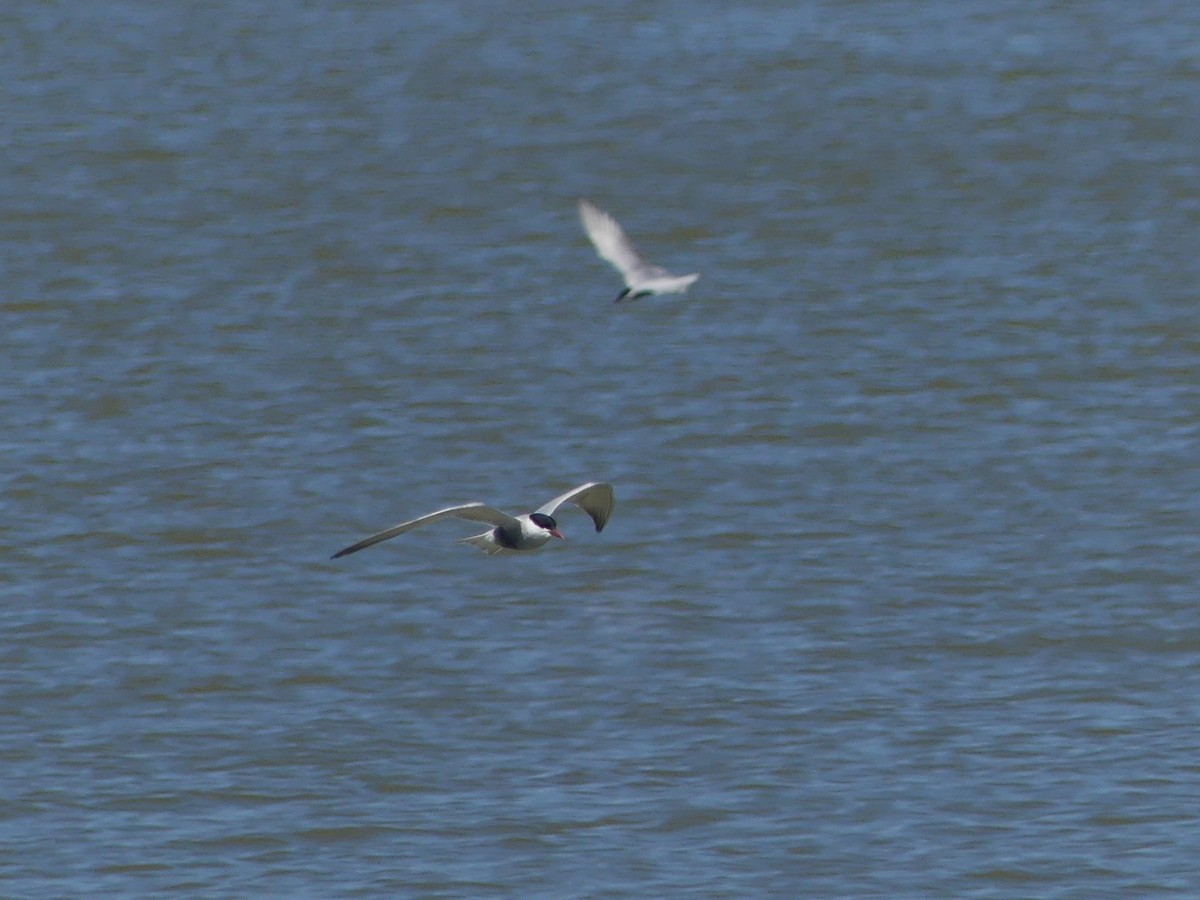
549 528 565 540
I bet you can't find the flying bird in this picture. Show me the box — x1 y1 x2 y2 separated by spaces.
578 198 700 302
332 481 615 558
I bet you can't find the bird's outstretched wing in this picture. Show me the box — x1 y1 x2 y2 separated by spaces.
535 482 616 533
578 199 669 285
332 503 518 558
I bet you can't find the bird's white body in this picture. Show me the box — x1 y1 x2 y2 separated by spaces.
332 482 615 558
578 199 699 302
458 513 561 555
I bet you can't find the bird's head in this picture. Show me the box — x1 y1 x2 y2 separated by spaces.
529 512 564 540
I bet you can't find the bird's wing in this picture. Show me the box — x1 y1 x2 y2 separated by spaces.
332 503 518 558
535 481 616 533
578 199 669 284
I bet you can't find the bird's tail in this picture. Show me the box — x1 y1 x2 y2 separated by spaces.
458 531 505 555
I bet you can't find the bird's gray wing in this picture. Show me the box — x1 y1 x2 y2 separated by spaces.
578 199 670 285
535 481 616 533
332 503 518 558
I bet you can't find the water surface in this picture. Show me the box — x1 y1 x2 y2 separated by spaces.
4 1 1200 895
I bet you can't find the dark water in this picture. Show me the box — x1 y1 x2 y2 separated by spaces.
5 1 1200 895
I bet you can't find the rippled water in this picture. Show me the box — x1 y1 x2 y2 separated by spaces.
5 1 1200 895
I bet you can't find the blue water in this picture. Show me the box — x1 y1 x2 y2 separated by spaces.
4 1 1200 895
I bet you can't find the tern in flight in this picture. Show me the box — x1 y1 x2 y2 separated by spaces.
578 198 700 302
332 481 615 558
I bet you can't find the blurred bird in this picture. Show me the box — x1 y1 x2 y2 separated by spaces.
578 198 700 302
